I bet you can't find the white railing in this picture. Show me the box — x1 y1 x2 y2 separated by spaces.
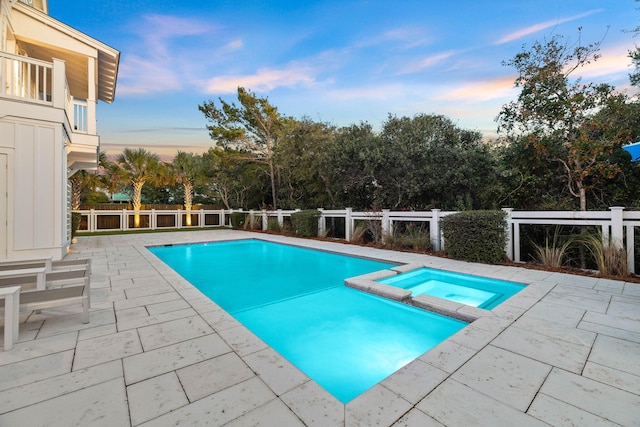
72 99 88 132
0 52 88 134
0 51 52 104
73 206 640 274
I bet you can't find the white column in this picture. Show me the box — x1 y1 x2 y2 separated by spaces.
86 57 97 134
51 58 66 109
430 209 441 251
609 206 625 248
502 208 514 260
345 208 353 241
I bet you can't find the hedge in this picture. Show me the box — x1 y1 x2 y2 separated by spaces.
440 210 507 264
291 210 322 237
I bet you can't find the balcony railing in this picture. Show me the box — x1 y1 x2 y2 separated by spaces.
0 51 89 133
0 51 52 104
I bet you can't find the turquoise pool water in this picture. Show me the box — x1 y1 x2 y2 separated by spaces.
149 240 467 403
378 267 525 310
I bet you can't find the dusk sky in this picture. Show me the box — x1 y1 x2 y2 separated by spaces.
50 0 639 160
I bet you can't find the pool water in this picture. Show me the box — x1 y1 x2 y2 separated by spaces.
149 240 467 403
378 267 525 310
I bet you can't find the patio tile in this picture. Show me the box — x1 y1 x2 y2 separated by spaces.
588 334 640 376
511 315 597 347
0 377 129 427
520 300 586 327
579 321 640 343
114 291 182 311
0 359 122 414
539 367 640 426
145 298 191 315
224 398 306 426
137 315 213 351
123 334 232 385
345 384 412 427
35 308 115 338
127 372 189 426
177 352 255 402
216 324 269 357
115 306 149 322
449 324 500 350
451 345 552 411
77 323 118 341
0 350 73 392
580 311 640 337
116 307 198 331
623 282 640 297
281 380 344 427
545 290 611 313
491 325 593 373
138 377 276 427
199 307 243 331
607 298 640 321
583 361 640 395
418 339 477 373
0 331 77 366
124 284 176 300
380 359 448 404
527 392 619 426
73 329 143 370
391 409 445 427
243 347 310 396
417 379 548 427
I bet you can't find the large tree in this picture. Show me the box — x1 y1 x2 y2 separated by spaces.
171 152 205 225
115 148 160 227
275 117 337 209
199 87 289 209
498 34 624 211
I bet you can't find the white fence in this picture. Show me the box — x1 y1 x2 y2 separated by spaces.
74 206 640 273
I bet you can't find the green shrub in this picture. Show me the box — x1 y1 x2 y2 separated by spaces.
71 212 82 239
440 210 506 264
291 210 321 237
267 218 281 232
229 212 248 229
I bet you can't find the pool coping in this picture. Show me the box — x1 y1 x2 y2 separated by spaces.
1 229 639 426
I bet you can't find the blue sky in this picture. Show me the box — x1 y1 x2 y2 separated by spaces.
50 0 639 159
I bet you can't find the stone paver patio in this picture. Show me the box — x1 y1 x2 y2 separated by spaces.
1 229 639 426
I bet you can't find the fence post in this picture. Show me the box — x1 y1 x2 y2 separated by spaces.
151 209 156 230
502 208 514 261
220 209 226 227
122 209 127 230
626 222 635 275
277 209 284 229
262 210 268 231
89 209 95 232
200 209 204 228
430 209 441 251
381 209 391 243
318 208 325 237
345 208 353 241
609 206 624 248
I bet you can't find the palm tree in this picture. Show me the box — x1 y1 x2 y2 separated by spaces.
115 148 159 227
171 152 204 226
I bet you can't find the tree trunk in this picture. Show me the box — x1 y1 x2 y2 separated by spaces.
132 180 143 228
269 159 278 210
184 181 193 226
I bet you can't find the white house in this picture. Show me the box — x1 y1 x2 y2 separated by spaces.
0 0 119 260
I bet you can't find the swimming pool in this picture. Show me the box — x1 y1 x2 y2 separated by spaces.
149 240 467 403
377 267 525 310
